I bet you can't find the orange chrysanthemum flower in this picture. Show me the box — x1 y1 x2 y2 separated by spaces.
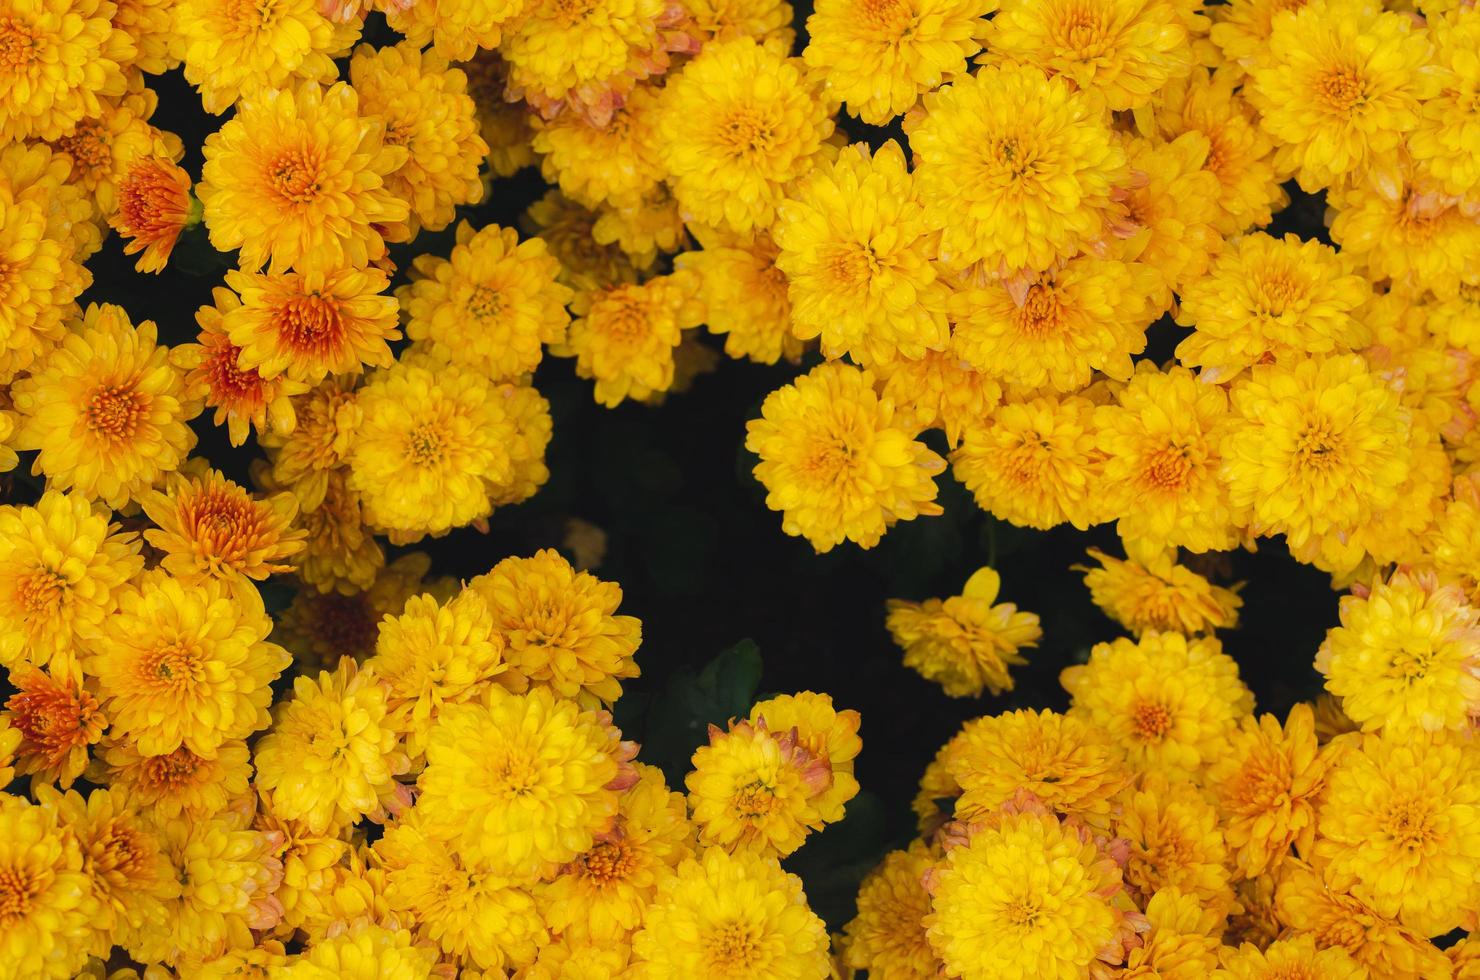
5 665 107 789
141 467 307 588
108 155 197 273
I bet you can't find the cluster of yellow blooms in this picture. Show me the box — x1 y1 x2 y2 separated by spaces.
2 0 1479 975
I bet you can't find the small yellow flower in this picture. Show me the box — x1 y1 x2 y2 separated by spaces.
843 842 942 980
89 737 253 821
0 0 132 141
1076 544 1242 637
175 0 351 113
871 347 1002 449
1327 175 1480 298
1215 933 1366 980
0 794 101 979
1115 132 1223 299
384 0 529 60
1115 773 1235 914
675 229 800 366
142 467 306 588
280 922 438 980
533 85 664 209
1411 7 1480 198
557 271 704 407
109 155 196 273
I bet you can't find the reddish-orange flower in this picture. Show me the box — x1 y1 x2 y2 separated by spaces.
108 156 198 274
5 665 108 788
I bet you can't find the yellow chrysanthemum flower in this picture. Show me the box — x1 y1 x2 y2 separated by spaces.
369 589 516 764
1152 68 1289 235
775 140 950 364
843 841 941 980
1411 7 1480 198
1077 545 1242 637
84 576 291 758
12 304 199 510
1175 233 1371 380
349 41 487 235
747 362 946 552
468 549 640 708
1206 703 1333 880
686 715 834 857
487 379 555 510
1208 0 1311 68
1215 933 1366 980
688 0 794 44
462 50 537 178
1316 572 1480 733
222 265 399 384
1119 888 1223 978
1221 354 1413 551
346 356 517 542
0 794 100 978
632 846 830 979
252 802 350 937
384 0 529 61
399 221 571 383
522 189 640 296
1116 133 1222 300
0 0 131 141
254 660 407 834
533 85 663 209
590 185 689 269
949 254 1161 392
0 489 141 672
141 467 305 588
5 665 107 788
517 937 633 980
1116 773 1235 914
175 0 352 114
275 469 382 596
872 347 1002 449
89 737 251 821
804 0 991 124
945 709 1131 827
279 922 438 980
748 691 862 823
886 567 1040 698
675 229 801 365
908 63 1127 273
417 685 625 877
540 762 695 941
374 807 545 971
47 92 168 217
1096 364 1238 552
138 810 283 968
501 0 695 124
1315 729 1480 936
952 393 1104 531
981 0 1195 111
198 81 409 274
1247 0 1439 192
656 37 835 234
1061 631 1253 779
557 271 704 407
1326 175 1480 298
925 810 1129 980
43 785 173 955
112 0 177 74
259 376 359 513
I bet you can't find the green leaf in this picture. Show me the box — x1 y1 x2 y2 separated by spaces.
638 640 765 788
697 639 763 719
785 792 889 930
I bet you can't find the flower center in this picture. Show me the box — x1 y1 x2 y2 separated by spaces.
268 150 322 205
1016 283 1064 337
1252 267 1308 317
825 245 881 291
718 106 777 159
18 567 68 615
203 340 265 401
1131 699 1174 740
141 643 204 693
91 824 147 878
407 422 446 466
1378 796 1436 851
466 284 504 320
0 18 38 70
224 0 283 31
705 921 763 970
276 292 344 353
552 0 597 24
141 748 203 790
994 135 1040 180
1318 66 1366 113
7 682 98 753
55 121 111 171
0 866 40 924
1142 443 1194 492
1231 753 1292 812
859 0 914 33
1388 643 1436 680
1294 421 1342 470
1004 897 1041 927
1056 6 1112 58
580 840 636 883
493 752 542 797
734 780 780 818
85 385 147 442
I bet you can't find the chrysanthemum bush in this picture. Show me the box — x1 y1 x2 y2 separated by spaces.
2 0 1480 975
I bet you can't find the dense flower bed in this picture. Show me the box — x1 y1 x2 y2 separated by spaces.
0 0 1478 977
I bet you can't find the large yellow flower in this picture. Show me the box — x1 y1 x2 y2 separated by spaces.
951 393 1104 531
925 811 1129 980
557 271 704 407
1096 365 1237 552
1175 233 1371 380
399 221 571 382
774 140 950 365
843 841 942 980
886 567 1040 698
674 229 801 365
945 709 1130 828
1327 174 1480 298
84 575 291 758
632 847 830 979
0 489 141 672
141 467 305 589
1315 729 1480 936
804 0 991 124
948 254 1161 392
981 0 1195 111
1411 8 1480 199
469 549 640 708
254 660 408 833
1317 572 1480 734
174 0 352 113
908 63 1127 273
1206 704 1333 880
346 356 516 542
348 41 487 235
1077 545 1242 637
656 37 834 235
417 685 626 878
0 0 131 141
12 304 199 510
198 81 409 273
1061 631 1253 779
1221 354 1413 551
540 762 695 941
0 794 100 979
747 362 946 552
1247 0 1439 191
